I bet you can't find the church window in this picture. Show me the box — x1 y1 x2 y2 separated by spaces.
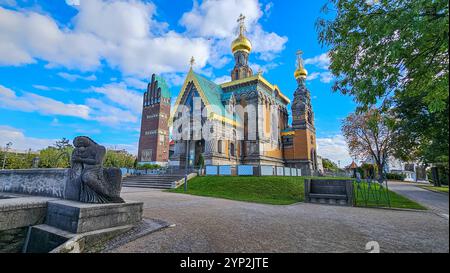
230 143 235 157
218 140 223 154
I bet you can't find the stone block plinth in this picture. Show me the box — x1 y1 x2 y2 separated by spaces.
45 200 143 234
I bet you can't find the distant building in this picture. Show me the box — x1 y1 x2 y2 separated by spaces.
137 74 171 166
384 157 427 182
362 156 427 182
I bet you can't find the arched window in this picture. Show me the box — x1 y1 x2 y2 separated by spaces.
230 142 235 157
218 140 223 154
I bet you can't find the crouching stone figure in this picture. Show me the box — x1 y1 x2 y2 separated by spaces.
67 136 124 203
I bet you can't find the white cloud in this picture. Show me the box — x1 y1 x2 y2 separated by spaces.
319 71 333 83
124 77 147 90
0 7 105 69
307 71 333 83
0 84 140 126
0 1 210 76
162 72 187 87
304 52 330 70
0 125 56 152
250 62 278 74
180 0 287 62
86 98 138 125
1 0 286 77
316 134 352 167
90 82 142 114
213 75 231 84
58 72 97 82
304 52 334 83
73 0 156 43
0 85 90 119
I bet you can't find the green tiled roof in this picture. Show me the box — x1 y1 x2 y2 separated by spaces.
155 74 171 98
192 72 242 124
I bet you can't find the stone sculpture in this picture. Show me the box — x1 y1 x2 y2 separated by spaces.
68 136 124 203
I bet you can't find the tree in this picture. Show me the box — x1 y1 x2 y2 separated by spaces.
38 138 74 168
103 150 136 169
317 0 448 111
392 93 449 164
322 158 339 172
317 0 449 165
0 150 35 169
39 146 73 168
342 109 394 181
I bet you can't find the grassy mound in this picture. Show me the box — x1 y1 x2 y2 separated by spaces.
168 176 426 210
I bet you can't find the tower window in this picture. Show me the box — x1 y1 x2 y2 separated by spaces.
230 143 235 157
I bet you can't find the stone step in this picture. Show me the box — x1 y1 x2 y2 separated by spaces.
123 176 184 180
124 177 183 181
122 184 173 189
123 182 174 186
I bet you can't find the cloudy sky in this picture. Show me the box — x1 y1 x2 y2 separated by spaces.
0 0 355 166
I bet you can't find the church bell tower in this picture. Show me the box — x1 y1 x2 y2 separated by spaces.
289 50 318 171
230 14 253 81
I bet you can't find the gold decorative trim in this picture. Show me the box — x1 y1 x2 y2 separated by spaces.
220 74 291 104
281 131 295 136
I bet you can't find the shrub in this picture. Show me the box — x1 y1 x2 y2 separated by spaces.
386 173 406 181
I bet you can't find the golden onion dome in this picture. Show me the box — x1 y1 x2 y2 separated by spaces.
231 34 252 54
294 67 308 79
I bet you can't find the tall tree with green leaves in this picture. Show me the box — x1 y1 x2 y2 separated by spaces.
317 0 449 164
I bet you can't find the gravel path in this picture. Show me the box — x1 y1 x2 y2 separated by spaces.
388 182 449 217
113 187 448 253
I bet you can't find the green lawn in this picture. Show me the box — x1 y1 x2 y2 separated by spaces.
418 185 449 194
354 182 426 210
168 176 305 205
167 176 426 209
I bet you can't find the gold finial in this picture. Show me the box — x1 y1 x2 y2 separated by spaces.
294 49 308 79
237 14 246 36
231 14 252 54
190 56 195 69
257 69 263 76
296 50 304 69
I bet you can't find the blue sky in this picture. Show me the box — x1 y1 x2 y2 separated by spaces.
0 0 355 166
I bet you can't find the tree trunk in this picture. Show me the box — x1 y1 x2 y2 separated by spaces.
377 163 384 183
431 167 441 187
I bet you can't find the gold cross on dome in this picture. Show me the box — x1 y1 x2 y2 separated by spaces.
237 14 246 35
296 50 304 68
237 14 246 24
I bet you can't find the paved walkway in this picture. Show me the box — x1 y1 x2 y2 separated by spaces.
388 181 449 217
111 187 449 253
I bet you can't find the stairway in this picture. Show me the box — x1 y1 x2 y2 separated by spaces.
122 174 187 189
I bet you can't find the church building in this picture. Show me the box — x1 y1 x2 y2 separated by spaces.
138 15 318 173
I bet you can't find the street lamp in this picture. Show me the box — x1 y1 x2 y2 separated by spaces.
2 142 13 170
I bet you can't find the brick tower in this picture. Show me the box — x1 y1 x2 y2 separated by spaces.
283 51 318 173
137 74 171 166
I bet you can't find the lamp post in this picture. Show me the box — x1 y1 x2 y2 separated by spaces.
184 140 190 192
2 142 13 170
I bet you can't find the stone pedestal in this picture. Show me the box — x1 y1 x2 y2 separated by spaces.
25 200 143 253
45 200 143 234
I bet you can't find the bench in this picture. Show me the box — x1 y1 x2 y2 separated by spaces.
304 179 354 206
